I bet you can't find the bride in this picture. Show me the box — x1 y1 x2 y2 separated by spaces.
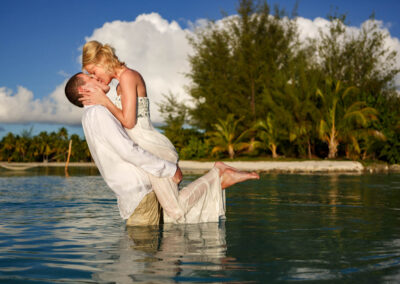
78 41 259 224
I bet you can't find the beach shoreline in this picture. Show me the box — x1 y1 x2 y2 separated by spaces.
0 161 399 174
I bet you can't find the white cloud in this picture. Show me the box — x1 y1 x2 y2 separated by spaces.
58 70 70 78
0 13 194 125
1 13 399 125
0 82 83 124
296 17 400 89
84 13 194 123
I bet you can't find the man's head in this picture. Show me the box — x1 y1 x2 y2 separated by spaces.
65 72 110 107
65 72 85 107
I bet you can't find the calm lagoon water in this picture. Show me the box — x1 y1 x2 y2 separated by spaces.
0 168 400 283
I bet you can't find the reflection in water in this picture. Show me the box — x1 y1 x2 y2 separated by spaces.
0 166 99 177
1 172 400 282
93 223 227 283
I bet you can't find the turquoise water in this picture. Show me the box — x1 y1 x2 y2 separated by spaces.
1 168 400 283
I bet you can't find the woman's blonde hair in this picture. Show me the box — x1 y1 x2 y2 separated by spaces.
82 40 125 73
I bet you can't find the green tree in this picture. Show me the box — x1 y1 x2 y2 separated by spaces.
53 127 69 162
316 79 380 159
0 133 16 162
254 113 285 158
374 96 400 163
187 0 297 131
315 14 399 104
14 136 28 162
207 114 251 159
263 51 321 159
157 93 204 157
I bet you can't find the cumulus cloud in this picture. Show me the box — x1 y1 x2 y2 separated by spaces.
296 17 400 88
84 13 194 123
0 82 83 124
0 13 193 124
0 13 399 124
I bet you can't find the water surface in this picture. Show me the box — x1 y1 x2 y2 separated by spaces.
0 169 400 283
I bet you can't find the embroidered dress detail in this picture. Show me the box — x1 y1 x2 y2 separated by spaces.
114 96 150 118
114 95 122 109
137 97 150 118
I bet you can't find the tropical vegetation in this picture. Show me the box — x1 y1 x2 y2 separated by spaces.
0 127 91 163
158 0 400 163
1 0 399 164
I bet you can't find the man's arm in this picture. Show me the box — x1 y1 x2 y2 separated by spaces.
87 106 177 178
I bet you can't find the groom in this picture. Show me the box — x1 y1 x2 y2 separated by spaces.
65 72 259 226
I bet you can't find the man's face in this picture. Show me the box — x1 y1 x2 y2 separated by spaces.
79 73 110 93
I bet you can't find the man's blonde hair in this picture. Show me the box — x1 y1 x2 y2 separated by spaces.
82 40 125 73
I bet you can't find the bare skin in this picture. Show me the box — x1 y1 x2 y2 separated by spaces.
80 64 145 129
214 161 241 173
172 162 259 189
215 162 260 189
80 56 260 190
172 162 259 188
77 77 259 190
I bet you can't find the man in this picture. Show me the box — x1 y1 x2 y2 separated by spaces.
65 72 259 226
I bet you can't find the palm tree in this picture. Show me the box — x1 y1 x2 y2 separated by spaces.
1 133 16 162
344 128 386 160
207 114 251 159
284 76 320 159
57 127 68 140
51 127 69 162
14 136 28 162
36 131 55 162
316 79 379 159
254 113 283 158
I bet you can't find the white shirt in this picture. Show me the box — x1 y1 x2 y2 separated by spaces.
82 105 177 219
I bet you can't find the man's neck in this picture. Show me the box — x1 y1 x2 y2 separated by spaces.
83 104 98 109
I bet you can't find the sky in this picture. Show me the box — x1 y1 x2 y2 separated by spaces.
0 0 399 138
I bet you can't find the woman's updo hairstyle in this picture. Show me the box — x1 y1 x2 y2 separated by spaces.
82 40 125 73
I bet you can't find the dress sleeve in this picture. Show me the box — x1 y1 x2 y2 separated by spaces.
92 106 176 178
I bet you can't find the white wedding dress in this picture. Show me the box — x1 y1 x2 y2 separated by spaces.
113 94 226 224
115 96 179 164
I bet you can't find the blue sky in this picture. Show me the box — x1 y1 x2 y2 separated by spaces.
0 0 399 138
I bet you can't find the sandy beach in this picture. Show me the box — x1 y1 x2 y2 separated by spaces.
1 160 396 174
178 160 365 174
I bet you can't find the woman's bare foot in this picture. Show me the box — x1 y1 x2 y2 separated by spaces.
220 168 259 189
214 161 238 174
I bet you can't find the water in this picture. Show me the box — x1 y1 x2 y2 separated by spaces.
0 168 400 283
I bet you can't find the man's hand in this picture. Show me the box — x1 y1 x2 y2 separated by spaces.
172 166 183 184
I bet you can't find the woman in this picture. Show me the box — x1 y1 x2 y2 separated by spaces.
79 40 179 164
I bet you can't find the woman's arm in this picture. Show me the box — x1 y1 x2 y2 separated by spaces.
79 71 139 129
117 70 140 129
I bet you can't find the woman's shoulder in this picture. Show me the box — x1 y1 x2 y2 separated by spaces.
120 68 146 90
120 68 142 81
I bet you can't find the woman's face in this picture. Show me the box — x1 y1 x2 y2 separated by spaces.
81 73 110 93
84 63 113 85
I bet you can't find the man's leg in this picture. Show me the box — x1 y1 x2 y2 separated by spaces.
126 191 162 226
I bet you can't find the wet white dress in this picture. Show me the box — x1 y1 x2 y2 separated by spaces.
113 95 226 224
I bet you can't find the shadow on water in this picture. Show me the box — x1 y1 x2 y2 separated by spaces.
0 171 400 282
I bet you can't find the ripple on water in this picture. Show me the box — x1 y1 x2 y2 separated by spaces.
0 173 400 282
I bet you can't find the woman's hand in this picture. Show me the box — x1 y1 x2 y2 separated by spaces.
172 166 183 185
78 84 110 106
